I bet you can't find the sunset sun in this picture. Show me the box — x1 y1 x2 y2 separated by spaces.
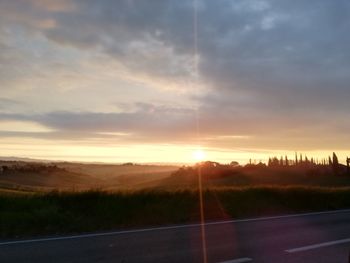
193 149 206 161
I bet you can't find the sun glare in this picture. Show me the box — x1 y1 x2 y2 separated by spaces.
193 149 206 161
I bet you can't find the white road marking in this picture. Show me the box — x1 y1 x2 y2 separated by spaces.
286 238 350 253
219 257 252 263
1 209 350 246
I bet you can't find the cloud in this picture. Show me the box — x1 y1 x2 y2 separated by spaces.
0 0 75 32
0 98 21 110
1 99 349 151
0 103 197 142
30 0 76 12
0 0 350 154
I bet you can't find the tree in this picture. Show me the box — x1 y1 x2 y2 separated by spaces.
332 152 339 175
328 156 332 166
268 158 272 167
332 152 339 166
285 156 289 166
280 156 284 166
230 161 239 167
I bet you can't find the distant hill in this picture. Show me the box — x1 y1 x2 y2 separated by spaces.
0 156 51 163
0 160 179 191
156 161 350 190
0 164 102 191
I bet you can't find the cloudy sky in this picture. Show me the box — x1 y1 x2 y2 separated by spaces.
0 0 349 163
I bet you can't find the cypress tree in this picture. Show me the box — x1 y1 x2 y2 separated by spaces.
332 152 339 175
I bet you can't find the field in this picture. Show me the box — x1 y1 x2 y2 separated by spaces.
0 161 178 191
1 160 350 238
2 186 350 238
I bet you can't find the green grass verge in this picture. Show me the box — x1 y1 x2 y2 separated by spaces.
2 186 350 238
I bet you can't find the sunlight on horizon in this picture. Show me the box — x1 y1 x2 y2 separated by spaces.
192 149 206 161
1 136 348 165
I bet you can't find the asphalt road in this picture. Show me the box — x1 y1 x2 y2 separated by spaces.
1 210 350 263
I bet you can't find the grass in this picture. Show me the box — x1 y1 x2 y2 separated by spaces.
0 190 197 238
215 186 350 217
2 186 350 238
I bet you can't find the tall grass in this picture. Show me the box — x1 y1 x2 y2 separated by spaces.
2 186 350 238
0 190 197 238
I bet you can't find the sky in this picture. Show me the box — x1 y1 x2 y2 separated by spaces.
0 0 349 164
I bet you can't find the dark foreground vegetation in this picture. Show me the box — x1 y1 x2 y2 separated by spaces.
2 186 350 238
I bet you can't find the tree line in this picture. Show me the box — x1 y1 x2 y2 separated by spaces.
267 152 350 176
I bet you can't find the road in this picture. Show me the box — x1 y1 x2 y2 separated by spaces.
1 210 350 263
